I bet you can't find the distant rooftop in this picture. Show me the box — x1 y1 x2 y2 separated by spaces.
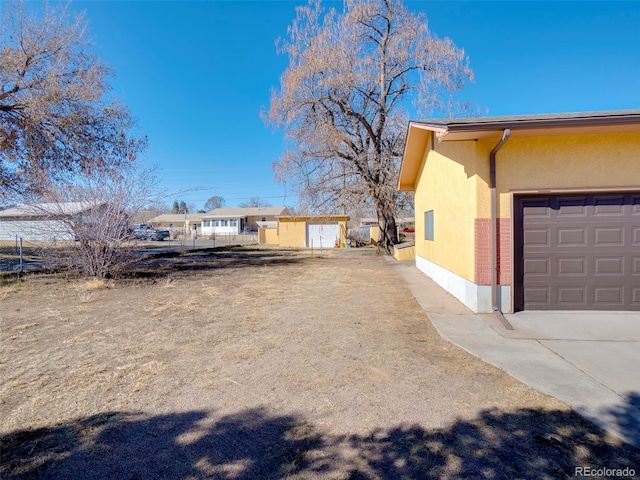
0 202 99 218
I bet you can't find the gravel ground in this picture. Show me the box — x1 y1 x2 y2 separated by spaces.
1 247 639 479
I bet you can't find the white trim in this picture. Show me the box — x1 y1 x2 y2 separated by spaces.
415 255 511 313
201 224 240 235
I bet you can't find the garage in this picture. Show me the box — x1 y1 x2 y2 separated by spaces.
306 223 339 248
514 192 640 311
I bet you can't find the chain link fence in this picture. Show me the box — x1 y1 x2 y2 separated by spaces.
1 234 260 274
0 237 25 273
0 238 59 274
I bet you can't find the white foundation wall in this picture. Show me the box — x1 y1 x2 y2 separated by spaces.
415 255 511 313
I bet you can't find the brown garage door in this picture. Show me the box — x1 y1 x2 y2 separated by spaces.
514 192 640 311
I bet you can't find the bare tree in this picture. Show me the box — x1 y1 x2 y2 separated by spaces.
239 197 272 208
266 0 475 253
0 0 144 200
147 200 172 215
203 195 225 211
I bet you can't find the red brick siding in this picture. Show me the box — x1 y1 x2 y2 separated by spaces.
474 218 511 285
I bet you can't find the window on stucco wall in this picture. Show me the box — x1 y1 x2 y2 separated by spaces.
424 210 434 241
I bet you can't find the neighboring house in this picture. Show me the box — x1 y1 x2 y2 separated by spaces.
148 213 205 236
277 216 350 248
0 202 105 241
200 207 289 236
398 110 640 313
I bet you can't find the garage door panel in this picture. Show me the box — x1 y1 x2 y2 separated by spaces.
516 192 639 311
633 288 640 306
593 196 626 216
558 228 586 246
558 258 587 276
522 199 552 217
594 227 624 245
523 257 550 275
524 287 551 306
634 257 640 275
557 197 588 217
524 229 550 246
593 257 624 276
557 287 587 306
593 287 624 306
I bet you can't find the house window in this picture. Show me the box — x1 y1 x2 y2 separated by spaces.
261 217 266 222
230 220 237 227
222 220 229 226
214 220 220 227
424 210 434 241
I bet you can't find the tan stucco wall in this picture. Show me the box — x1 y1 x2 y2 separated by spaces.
278 219 307 248
259 228 279 245
414 136 481 282
413 131 640 284
485 132 640 218
393 244 415 262
370 225 380 244
265 228 279 245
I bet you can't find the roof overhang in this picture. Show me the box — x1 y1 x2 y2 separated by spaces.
398 110 640 191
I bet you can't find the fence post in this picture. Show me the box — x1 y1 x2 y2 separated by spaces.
19 237 24 273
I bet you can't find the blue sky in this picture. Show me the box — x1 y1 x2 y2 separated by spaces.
58 1 640 209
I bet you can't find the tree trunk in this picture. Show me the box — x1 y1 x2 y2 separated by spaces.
376 205 397 255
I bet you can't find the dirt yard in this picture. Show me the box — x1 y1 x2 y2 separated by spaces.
1 247 639 479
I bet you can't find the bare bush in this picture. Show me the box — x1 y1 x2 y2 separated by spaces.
33 158 160 278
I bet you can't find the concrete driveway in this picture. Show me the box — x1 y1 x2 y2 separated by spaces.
393 259 640 448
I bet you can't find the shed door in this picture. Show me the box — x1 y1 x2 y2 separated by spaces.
307 223 339 248
514 193 640 311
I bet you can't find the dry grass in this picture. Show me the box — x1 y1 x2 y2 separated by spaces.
74 277 115 291
1 247 639 479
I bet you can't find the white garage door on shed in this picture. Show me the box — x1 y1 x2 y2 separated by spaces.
306 223 339 248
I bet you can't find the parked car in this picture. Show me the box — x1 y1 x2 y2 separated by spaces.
132 224 170 241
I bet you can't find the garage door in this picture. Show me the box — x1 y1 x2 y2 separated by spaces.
514 192 640 311
307 223 339 248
